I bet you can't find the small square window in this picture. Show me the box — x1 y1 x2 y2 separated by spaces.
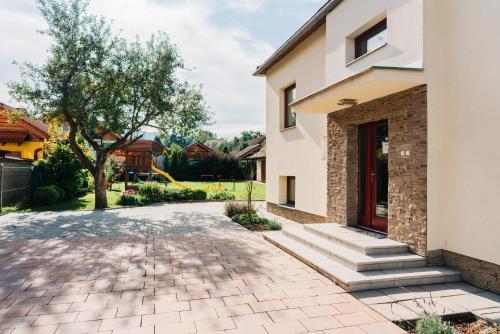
355 19 387 59
284 84 296 128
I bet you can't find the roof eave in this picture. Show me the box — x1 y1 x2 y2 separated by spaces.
253 0 343 76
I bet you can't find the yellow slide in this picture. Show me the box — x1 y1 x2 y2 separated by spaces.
151 165 188 189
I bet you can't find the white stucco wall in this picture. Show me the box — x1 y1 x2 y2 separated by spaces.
325 0 423 85
265 26 328 217
425 0 500 264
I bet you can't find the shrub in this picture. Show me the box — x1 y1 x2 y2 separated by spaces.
190 189 207 200
162 188 207 201
210 191 236 201
33 139 91 199
267 220 282 231
33 186 60 206
116 194 144 206
231 214 281 230
232 214 267 226
224 201 255 218
415 314 454 334
138 182 166 203
52 185 66 202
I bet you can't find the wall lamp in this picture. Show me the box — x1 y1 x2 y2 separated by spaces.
337 98 358 106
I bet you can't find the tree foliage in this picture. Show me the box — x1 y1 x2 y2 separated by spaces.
9 0 211 208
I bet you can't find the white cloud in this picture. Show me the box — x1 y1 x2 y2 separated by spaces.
225 0 266 12
0 0 274 138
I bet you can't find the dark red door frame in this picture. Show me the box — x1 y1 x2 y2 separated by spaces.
358 120 388 233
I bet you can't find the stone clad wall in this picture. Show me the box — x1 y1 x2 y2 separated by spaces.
267 202 326 224
442 250 500 294
327 85 428 255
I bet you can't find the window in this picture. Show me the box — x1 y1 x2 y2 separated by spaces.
355 19 387 59
284 84 296 128
286 176 295 207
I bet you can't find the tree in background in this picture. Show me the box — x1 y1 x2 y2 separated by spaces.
161 129 264 154
10 0 210 209
242 159 256 213
33 122 92 198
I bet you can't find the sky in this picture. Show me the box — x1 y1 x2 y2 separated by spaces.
0 0 325 138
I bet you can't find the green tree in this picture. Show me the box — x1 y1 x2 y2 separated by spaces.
9 0 210 209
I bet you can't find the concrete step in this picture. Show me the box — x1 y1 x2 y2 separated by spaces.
263 231 461 292
304 224 408 255
282 229 427 272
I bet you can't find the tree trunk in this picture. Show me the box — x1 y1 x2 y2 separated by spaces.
94 151 108 209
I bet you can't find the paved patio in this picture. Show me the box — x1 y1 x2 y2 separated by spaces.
0 202 403 334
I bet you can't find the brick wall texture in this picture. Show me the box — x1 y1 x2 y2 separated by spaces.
267 202 326 224
327 85 428 255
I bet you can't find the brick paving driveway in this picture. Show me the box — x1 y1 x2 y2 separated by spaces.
0 202 403 333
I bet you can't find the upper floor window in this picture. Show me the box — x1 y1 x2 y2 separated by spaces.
284 84 296 128
355 19 387 59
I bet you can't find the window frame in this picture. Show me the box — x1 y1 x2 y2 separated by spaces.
354 19 387 59
286 176 296 207
284 84 297 129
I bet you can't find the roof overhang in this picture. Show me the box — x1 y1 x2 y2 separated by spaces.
254 0 343 76
290 66 426 114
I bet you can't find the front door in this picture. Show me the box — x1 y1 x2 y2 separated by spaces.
358 120 389 233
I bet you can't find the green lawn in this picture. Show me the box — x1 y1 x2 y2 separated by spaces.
1 181 265 214
165 180 266 201
1 183 125 214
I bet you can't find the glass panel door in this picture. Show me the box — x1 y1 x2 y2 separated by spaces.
358 120 388 233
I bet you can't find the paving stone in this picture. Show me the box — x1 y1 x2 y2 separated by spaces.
335 312 377 326
0 316 37 329
76 307 117 321
351 290 394 305
155 322 196 334
225 325 268 334
369 303 419 321
300 315 344 331
439 293 500 311
301 305 340 317
142 311 181 326
11 324 58 334
268 308 308 322
232 313 274 328
33 311 78 325
99 316 141 331
215 304 253 317
55 320 101 333
249 300 287 313
324 326 366 334
195 317 236 332
359 321 407 334
180 308 218 322
263 320 308 334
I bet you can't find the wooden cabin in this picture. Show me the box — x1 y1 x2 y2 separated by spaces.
0 103 49 160
110 139 167 189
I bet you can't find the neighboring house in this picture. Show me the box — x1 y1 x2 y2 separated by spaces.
255 0 499 293
235 136 265 160
247 143 266 183
236 136 266 183
180 141 215 160
0 103 49 160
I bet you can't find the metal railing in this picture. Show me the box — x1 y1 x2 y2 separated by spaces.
0 163 33 212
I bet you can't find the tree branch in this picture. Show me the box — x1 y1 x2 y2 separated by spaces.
68 126 96 174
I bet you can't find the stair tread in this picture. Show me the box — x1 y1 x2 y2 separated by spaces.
263 231 460 291
284 229 425 265
305 224 407 251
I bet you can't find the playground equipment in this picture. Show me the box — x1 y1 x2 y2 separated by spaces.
151 165 188 189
